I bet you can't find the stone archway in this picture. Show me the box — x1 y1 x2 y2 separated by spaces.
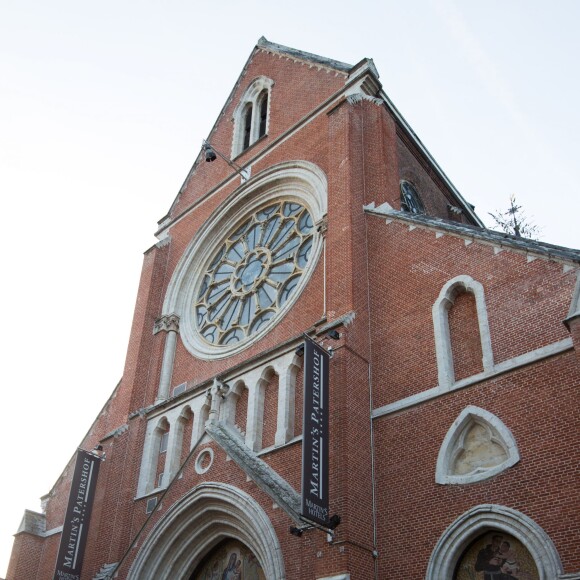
128 482 285 580
426 504 562 580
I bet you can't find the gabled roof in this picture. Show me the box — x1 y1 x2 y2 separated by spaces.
256 36 352 72
161 38 484 231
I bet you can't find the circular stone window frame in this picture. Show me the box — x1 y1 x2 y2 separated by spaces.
194 448 214 474
163 160 328 360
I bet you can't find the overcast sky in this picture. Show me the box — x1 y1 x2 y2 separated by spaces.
1 0 579 574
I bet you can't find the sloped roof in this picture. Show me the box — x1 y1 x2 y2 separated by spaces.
365 203 580 264
256 36 352 72
162 38 483 230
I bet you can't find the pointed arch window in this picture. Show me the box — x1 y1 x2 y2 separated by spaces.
400 180 425 214
432 275 494 389
258 90 268 138
232 76 274 157
243 104 253 150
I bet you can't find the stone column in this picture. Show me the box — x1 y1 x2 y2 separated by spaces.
275 352 301 446
153 314 180 402
244 369 264 452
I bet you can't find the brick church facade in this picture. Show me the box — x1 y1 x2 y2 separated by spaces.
7 38 580 579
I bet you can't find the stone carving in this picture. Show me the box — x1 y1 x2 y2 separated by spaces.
436 406 520 485
453 422 508 475
153 314 180 334
206 419 302 522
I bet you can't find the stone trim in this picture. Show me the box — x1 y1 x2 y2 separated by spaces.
231 76 274 158
194 448 214 475
432 275 493 390
16 509 46 536
93 563 118 580
564 270 580 329
153 314 180 335
372 338 573 418
127 482 286 580
162 160 328 360
206 419 302 523
435 406 520 485
101 423 129 441
346 93 383 106
137 401 203 498
426 504 563 579
257 36 352 73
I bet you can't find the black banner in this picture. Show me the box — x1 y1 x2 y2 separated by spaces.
53 449 101 580
301 337 330 526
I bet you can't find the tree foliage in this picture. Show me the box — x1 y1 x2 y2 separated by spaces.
489 195 540 240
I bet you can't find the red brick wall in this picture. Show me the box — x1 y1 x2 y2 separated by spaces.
448 290 484 381
6 534 43 580
12 45 580 580
373 353 580 578
366 216 575 408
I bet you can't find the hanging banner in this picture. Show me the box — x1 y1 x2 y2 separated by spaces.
53 449 101 580
301 337 330 526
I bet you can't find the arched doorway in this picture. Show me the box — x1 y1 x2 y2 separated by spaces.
426 504 562 580
128 482 284 580
190 539 265 580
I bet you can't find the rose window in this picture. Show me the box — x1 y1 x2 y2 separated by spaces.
195 201 314 346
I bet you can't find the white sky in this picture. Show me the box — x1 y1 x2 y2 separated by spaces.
1 0 579 575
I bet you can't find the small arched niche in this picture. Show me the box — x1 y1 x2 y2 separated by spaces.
436 406 520 485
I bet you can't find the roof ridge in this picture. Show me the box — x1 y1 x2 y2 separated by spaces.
257 36 353 72
364 205 580 264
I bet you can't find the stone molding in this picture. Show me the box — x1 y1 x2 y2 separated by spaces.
373 338 573 418
231 75 274 158
564 270 580 329
426 504 563 579
162 160 328 360
206 419 302 523
432 275 494 390
93 563 118 580
153 314 180 335
346 93 383 106
365 204 580 266
15 510 46 536
127 482 286 580
136 397 209 498
435 406 520 485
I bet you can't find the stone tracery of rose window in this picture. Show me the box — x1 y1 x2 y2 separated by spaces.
195 201 314 346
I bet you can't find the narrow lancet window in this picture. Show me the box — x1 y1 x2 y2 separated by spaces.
258 90 268 138
243 105 253 150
